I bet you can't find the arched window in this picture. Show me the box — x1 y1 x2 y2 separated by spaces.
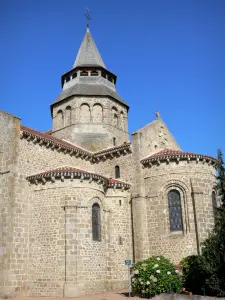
92 203 101 241
91 70 98 76
55 110 64 130
66 76 70 82
113 137 116 146
72 72 77 79
80 70 88 76
115 166 120 179
65 106 72 126
212 191 217 214
168 190 183 232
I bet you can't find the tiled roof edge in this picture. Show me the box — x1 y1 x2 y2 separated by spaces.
26 166 131 189
141 149 217 166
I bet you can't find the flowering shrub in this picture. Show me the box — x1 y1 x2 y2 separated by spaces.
131 256 182 297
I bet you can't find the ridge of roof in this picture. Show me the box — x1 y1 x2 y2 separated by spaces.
73 27 106 69
141 148 217 165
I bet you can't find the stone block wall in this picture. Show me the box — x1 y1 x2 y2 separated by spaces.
0 111 24 297
27 179 132 297
133 118 181 159
134 160 217 264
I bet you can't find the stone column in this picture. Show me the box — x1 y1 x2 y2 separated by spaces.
131 132 149 261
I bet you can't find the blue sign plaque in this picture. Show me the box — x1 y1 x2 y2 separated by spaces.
125 259 132 265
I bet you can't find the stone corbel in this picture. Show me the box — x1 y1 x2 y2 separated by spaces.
89 177 93 183
42 177 46 184
80 174 84 182
196 157 199 163
176 157 180 164
124 149 127 154
51 176 55 183
202 158 206 164
166 158 170 164
27 135 32 142
64 149 68 154
157 159 161 166
35 179 38 185
69 150 74 155
75 152 80 157
61 175 65 182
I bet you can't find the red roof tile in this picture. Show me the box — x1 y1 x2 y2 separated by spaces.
141 148 216 164
27 166 131 188
21 125 91 154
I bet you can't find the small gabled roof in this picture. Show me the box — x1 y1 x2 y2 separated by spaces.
73 27 106 69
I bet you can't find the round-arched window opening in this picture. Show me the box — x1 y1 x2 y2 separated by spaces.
92 203 101 241
168 189 183 232
72 73 77 79
80 70 88 76
101 71 106 79
115 166 120 179
66 76 70 82
91 70 98 76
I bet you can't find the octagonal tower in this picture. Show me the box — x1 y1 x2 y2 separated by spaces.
51 26 129 151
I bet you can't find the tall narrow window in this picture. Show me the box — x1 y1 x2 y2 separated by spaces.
92 203 101 241
115 165 120 179
212 191 217 214
113 137 116 146
168 190 183 232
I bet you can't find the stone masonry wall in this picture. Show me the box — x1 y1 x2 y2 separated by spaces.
94 152 134 184
51 96 129 151
0 111 25 297
133 118 181 160
18 138 94 175
136 160 217 264
27 179 132 297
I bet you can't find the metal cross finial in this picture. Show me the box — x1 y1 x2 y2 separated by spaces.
155 111 161 119
84 8 91 28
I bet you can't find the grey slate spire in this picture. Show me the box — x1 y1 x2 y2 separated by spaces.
73 26 106 68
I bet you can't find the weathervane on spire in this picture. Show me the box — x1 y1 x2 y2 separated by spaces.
84 8 91 28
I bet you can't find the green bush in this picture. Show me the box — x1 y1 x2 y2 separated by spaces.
181 255 206 295
131 256 182 297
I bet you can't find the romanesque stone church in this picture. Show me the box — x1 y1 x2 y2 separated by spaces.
0 26 218 298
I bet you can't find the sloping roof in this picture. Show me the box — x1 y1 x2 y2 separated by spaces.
26 166 131 189
73 27 106 69
21 125 91 155
20 125 132 159
52 83 128 107
141 148 217 165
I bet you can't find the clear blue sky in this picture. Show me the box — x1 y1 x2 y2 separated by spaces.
1 0 225 157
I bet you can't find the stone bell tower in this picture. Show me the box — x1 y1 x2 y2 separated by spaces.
50 26 129 151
